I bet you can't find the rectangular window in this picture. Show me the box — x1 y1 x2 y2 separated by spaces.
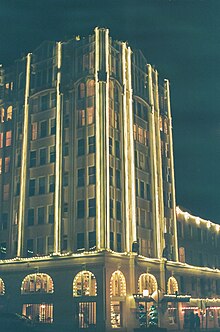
38 207 45 224
64 114 69 128
40 148 47 165
5 131 12 146
63 142 69 156
89 198 96 217
88 166 96 185
37 237 44 255
78 168 85 187
39 177 46 195
51 92 56 108
50 118 56 135
109 137 113 155
27 239 34 257
115 140 120 158
0 133 3 148
88 136 96 154
78 302 96 329
49 146 55 163
117 233 122 252
89 231 96 249
77 233 85 250
48 205 54 224
0 242 6 259
4 156 10 173
78 138 85 156
109 167 113 186
63 172 68 186
111 301 122 328
116 170 121 189
77 200 85 219
1 213 8 230
87 107 94 125
0 158 2 174
41 94 49 111
78 110 85 127
30 151 37 167
17 150 21 167
31 122 38 140
110 232 114 250
40 120 47 138
47 236 54 254
140 181 145 199
49 175 55 192
28 209 35 226
29 179 35 196
116 201 121 221
110 199 114 219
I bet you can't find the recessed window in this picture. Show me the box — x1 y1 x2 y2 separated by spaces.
31 122 38 140
109 167 113 186
28 209 35 226
115 140 120 158
78 168 85 187
77 200 85 219
116 170 121 189
78 138 85 156
4 156 10 173
30 151 37 167
38 207 45 225
87 107 94 125
49 175 55 193
89 198 96 217
116 201 121 221
88 136 95 154
40 148 47 165
50 118 56 135
89 231 96 249
5 131 12 147
49 146 55 163
0 133 3 148
48 205 54 224
40 120 47 138
39 177 46 195
29 179 35 196
78 110 85 127
88 166 96 185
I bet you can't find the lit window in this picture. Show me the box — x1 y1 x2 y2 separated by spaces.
4 156 10 173
167 277 179 295
78 109 85 127
87 107 94 125
0 278 5 295
32 122 38 140
73 271 97 296
0 158 2 174
5 131 12 146
6 106 12 120
110 271 126 297
21 273 54 294
78 82 85 99
87 80 95 97
138 273 158 295
3 184 10 201
0 108 5 123
138 127 144 144
23 304 53 323
78 302 96 329
0 133 3 148
179 247 185 263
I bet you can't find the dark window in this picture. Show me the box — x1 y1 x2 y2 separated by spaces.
110 232 114 250
0 242 6 259
115 140 120 158
140 181 145 198
117 233 122 252
89 231 96 249
1 213 8 230
64 114 69 128
116 201 121 221
64 202 68 213
48 205 54 224
77 200 85 219
109 167 113 186
147 184 151 200
27 239 34 257
37 238 44 255
77 233 85 250
29 179 35 196
88 136 96 154
50 118 56 135
109 137 113 155
78 168 85 187
40 148 47 165
63 143 69 156
116 170 121 189
28 209 34 226
49 175 55 192
78 138 85 156
110 199 114 219
38 207 45 225
41 95 49 111
50 146 55 163
88 166 96 185
89 198 96 217
63 172 68 186
40 120 47 138
30 151 36 167
62 235 68 251
39 177 46 195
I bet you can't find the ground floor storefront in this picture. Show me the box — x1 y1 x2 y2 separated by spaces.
0 251 220 331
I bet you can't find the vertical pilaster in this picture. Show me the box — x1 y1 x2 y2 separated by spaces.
54 41 63 254
17 53 31 257
122 43 137 252
95 28 110 250
165 79 178 261
147 64 161 258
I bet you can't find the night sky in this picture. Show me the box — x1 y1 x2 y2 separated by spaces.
1 0 220 222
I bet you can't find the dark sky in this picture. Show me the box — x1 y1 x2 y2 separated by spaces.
1 0 220 222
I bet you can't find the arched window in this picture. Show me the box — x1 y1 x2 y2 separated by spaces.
78 82 85 99
0 108 5 123
73 271 97 296
6 106 13 120
21 273 54 294
138 273 158 295
87 80 95 97
0 278 5 295
167 276 179 295
110 271 126 297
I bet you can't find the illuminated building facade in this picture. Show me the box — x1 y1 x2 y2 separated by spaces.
0 27 220 331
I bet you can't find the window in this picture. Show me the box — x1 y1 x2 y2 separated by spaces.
115 140 120 158
110 199 114 219
49 146 55 163
110 232 114 250
6 106 13 120
51 92 56 108
110 271 126 297
64 113 69 128
28 209 34 226
37 238 44 255
0 133 3 148
117 233 122 252
1 213 8 230
48 205 54 224
116 170 121 189
78 302 96 329
138 273 158 295
4 156 10 173
30 151 37 167
50 118 56 135
89 231 96 249
89 198 96 217
88 166 96 185
47 236 54 254
88 136 95 153
78 138 85 156
179 247 185 263
0 158 2 174
17 150 21 167
87 107 94 125
77 200 85 219
21 273 54 294
27 239 34 257
140 181 145 199
16 179 20 196
41 95 49 111
78 168 85 187
0 244 6 260
78 110 85 127
78 83 85 99
64 202 68 213
31 122 38 140
116 201 121 221
63 172 68 186
87 80 95 97
5 131 12 146
39 177 46 195
0 108 4 123
77 233 85 250
109 167 113 186
38 207 45 225
109 137 113 154
40 148 47 165
63 142 69 156
49 175 55 192
40 120 47 138
73 271 97 296
29 179 35 196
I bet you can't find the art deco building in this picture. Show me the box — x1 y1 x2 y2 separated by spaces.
0 27 220 331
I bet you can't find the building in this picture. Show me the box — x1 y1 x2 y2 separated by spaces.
0 27 220 331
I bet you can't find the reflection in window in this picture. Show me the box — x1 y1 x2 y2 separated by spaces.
78 302 96 329
138 273 158 295
73 271 97 297
0 278 5 295
23 304 53 323
21 273 54 294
